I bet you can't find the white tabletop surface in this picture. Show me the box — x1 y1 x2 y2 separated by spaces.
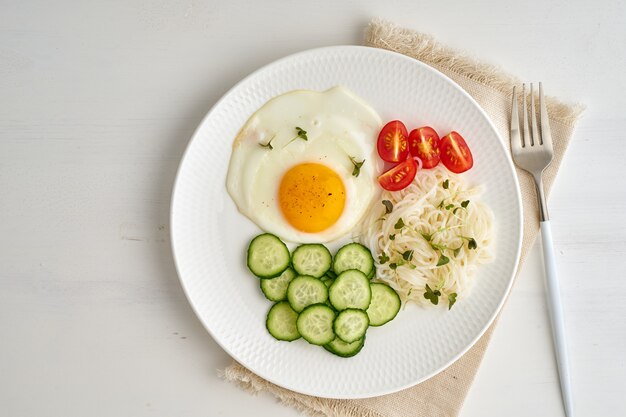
1 1 625 416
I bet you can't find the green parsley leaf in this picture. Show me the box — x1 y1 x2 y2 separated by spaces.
382 200 393 214
389 234 396 240
467 238 477 250
448 292 458 310
424 284 441 305
436 253 450 267
445 204 454 210
442 179 449 189
394 218 405 229
378 252 390 264
285 127 308 146
389 262 398 270
461 200 470 208
420 232 432 241
402 250 414 261
453 246 462 257
350 157 365 177
295 126 308 141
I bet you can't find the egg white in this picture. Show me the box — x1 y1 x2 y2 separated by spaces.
226 86 382 243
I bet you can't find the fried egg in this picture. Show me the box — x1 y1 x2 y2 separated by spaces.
226 86 382 243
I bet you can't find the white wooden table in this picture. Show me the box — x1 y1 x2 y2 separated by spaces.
1 1 624 416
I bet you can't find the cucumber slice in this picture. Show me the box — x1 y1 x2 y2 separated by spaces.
332 243 374 277
296 304 336 345
266 301 300 341
328 270 372 311
287 275 328 313
260 268 296 301
333 309 369 343
247 233 290 278
367 283 401 326
291 244 332 278
324 336 366 358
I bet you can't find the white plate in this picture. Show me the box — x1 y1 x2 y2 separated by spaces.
171 46 522 399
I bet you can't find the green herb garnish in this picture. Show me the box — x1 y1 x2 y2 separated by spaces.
461 200 470 208
350 157 365 177
394 218 405 229
436 253 450 266
424 284 442 305
378 252 390 264
460 236 478 250
448 293 458 310
389 234 396 240
285 127 309 146
442 179 449 189
402 250 414 262
382 200 393 214
389 262 398 270
295 126 308 141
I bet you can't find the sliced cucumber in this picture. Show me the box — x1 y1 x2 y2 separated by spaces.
260 268 296 302
247 233 290 278
333 309 369 343
291 244 332 278
328 270 372 311
367 283 401 326
250 238 400 357
287 275 328 313
333 243 374 277
266 301 300 341
296 304 336 345
324 336 366 358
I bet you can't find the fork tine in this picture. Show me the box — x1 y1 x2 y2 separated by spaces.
530 83 540 145
522 84 530 147
539 82 554 150
510 86 523 154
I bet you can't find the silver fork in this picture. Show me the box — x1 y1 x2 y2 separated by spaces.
511 83 573 417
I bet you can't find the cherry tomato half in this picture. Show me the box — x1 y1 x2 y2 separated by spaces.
377 120 409 163
440 131 473 173
377 156 418 191
408 127 441 169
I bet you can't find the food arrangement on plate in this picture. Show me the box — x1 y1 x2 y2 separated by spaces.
226 86 495 357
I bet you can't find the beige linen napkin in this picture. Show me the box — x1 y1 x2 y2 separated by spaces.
220 19 584 417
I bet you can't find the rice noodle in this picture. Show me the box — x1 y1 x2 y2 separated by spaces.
358 165 494 307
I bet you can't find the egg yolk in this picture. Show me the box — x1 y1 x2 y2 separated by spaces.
278 163 346 233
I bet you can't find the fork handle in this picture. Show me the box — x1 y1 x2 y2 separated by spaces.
540 220 574 417
534 173 549 221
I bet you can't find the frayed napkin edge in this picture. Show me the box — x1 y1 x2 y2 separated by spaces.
365 18 586 127
219 364 386 417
